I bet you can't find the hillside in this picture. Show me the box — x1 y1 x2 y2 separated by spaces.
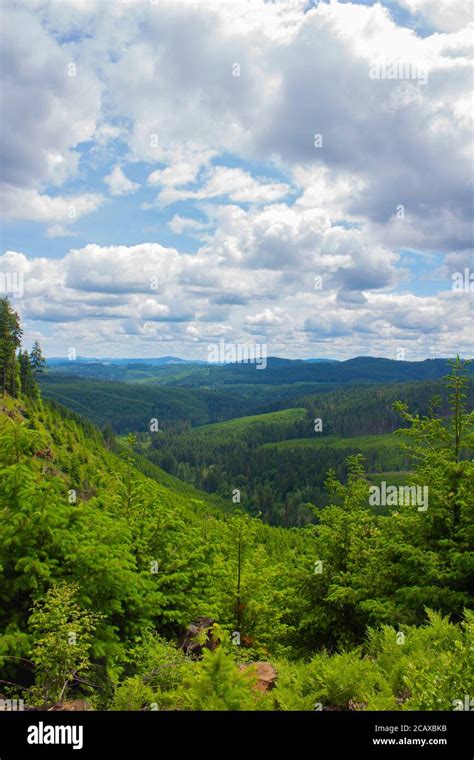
40 375 251 432
43 355 474 386
1 388 473 712
136 378 473 525
186 408 308 441
45 372 472 527
40 367 474 440
1 300 473 713
0 393 312 698
0 386 473 710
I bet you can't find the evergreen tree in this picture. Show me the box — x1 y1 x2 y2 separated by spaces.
183 644 258 711
0 298 22 396
30 340 46 376
28 582 100 706
19 350 37 398
102 422 115 449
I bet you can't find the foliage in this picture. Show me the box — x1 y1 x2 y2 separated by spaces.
0 302 472 712
272 610 473 711
27 582 100 705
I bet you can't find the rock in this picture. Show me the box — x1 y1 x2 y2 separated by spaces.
239 661 277 693
348 699 367 711
48 700 91 711
181 617 220 657
35 447 53 459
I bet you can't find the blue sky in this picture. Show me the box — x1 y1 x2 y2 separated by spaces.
0 0 472 360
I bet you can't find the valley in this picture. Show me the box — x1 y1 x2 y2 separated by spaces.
1 299 473 712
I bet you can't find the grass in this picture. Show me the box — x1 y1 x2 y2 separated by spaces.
195 407 307 434
263 433 405 450
366 471 413 486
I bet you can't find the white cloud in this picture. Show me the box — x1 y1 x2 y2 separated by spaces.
245 308 286 326
397 0 473 32
0 186 104 224
4 0 471 243
93 0 471 248
2 235 471 361
46 225 79 239
168 214 208 235
0 3 102 209
151 166 292 207
147 145 218 189
199 202 402 296
64 243 184 294
104 165 140 196
2 0 473 360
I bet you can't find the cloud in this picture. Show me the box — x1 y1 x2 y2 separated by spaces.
91 0 471 249
396 0 473 32
2 237 472 361
147 145 218 189
151 166 292 207
0 3 102 218
4 0 470 247
198 202 402 296
46 225 79 240
2 0 472 360
168 214 208 235
64 243 184 294
245 308 286 326
104 165 140 196
0 185 104 224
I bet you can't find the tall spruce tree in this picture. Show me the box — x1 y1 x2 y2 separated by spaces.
19 350 39 399
30 340 46 376
0 298 22 396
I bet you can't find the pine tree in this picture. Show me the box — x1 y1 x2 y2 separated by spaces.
28 582 100 706
30 340 46 375
102 422 115 449
0 298 22 396
184 644 257 710
19 350 36 398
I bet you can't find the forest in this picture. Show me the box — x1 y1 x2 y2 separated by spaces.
41 370 474 526
0 297 473 711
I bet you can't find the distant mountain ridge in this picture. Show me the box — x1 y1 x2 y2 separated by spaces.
46 355 338 366
43 355 473 387
46 355 202 366
46 355 465 369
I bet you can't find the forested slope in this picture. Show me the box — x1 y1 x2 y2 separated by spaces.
39 360 474 435
1 300 473 711
1 384 473 710
139 379 473 525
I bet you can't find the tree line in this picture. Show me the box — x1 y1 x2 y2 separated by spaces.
0 297 45 398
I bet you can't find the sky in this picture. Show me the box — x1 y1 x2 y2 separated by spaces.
0 0 473 361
